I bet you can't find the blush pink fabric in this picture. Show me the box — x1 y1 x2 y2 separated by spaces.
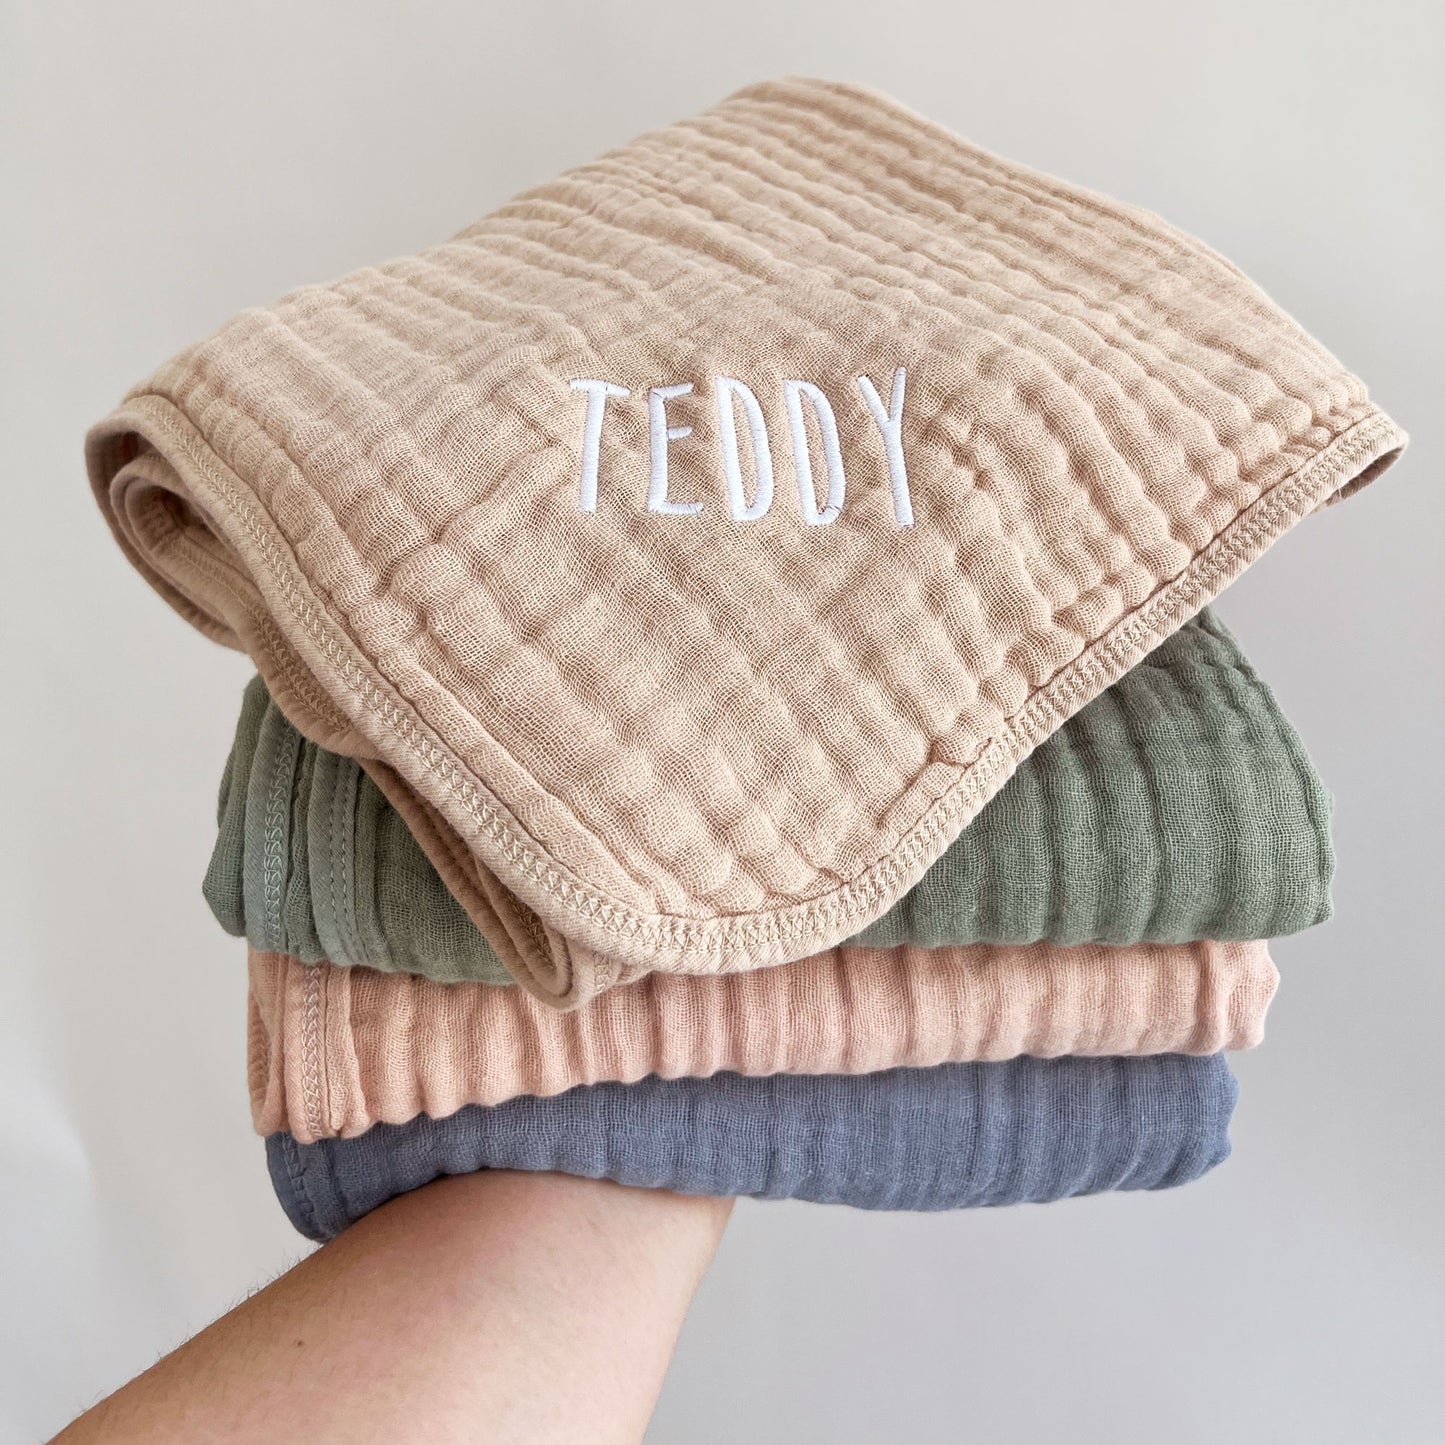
248 939 1278 1142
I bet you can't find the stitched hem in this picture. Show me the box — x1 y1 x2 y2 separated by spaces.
298 959 326 1141
90 396 1404 975
267 1131 335 1242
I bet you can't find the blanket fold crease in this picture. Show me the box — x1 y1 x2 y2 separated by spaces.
89 76 1402 1006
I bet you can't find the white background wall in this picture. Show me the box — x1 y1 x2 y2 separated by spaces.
3 2 1441 1440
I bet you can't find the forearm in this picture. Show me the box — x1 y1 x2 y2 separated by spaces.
54 1170 733 1445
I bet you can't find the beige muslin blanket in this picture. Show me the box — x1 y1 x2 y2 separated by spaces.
90 78 1402 1008
248 940 1277 1142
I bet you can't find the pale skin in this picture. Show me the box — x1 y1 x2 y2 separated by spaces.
52 1171 734 1445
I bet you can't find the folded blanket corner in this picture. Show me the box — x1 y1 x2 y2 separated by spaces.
92 75 1392 1005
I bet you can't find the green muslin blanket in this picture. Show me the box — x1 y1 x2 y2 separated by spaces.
204 610 1332 986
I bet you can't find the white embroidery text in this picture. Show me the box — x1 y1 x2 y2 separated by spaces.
568 368 914 526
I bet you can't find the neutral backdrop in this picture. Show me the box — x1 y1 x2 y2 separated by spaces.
3 2 1441 1441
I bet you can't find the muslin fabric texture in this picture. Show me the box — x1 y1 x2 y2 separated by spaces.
267 1053 1240 1239
208 611 1331 986
247 941 1274 1143
88 76 1403 1007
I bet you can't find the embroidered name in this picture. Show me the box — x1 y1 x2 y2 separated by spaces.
568 369 913 527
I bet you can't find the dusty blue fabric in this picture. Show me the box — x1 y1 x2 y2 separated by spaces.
268 1054 1238 1241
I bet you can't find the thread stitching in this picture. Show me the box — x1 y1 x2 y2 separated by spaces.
299 961 325 1140
277 1131 323 1241
261 725 297 952
131 398 1397 958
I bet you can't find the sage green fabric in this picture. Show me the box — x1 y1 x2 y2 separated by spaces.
204 610 1333 985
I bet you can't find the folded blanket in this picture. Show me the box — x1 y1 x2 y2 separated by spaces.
209 611 1328 983
268 1052 1239 1238
248 940 1273 1142
89 77 1402 1007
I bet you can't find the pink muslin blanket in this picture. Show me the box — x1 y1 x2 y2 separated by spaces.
249 940 1277 1142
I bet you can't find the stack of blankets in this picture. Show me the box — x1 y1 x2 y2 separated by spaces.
85 79 1404 1242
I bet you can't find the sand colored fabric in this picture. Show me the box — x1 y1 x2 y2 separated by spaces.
89 77 1403 1007
267 1053 1240 1238
247 940 1275 1143
207 611 1330 984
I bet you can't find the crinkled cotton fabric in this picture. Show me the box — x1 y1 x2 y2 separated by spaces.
89 77 1403 1007
247 941 1273 1141
208 612 1332 985
267 1053 1239 1240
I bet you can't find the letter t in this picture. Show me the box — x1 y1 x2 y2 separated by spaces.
569 378 629 512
